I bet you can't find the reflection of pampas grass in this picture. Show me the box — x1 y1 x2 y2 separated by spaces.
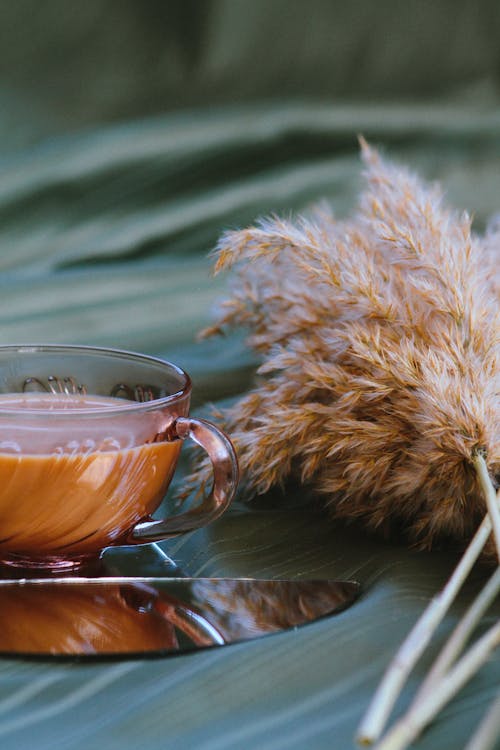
191 579 354 639
193 141 499 749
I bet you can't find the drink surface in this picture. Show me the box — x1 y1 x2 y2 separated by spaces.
0 393 128 410
0 393 181 556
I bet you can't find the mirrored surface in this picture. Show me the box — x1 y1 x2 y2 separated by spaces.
0 577 360 658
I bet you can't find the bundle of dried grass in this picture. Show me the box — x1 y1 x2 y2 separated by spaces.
204 141 499 553
194 141 500 748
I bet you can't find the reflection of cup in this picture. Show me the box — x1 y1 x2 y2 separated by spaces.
0 583 225 655
0 584 178 655
0 345 238 572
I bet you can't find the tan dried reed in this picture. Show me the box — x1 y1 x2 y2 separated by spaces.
193 141 499 748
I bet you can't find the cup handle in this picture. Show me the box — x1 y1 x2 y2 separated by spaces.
128 417 238 543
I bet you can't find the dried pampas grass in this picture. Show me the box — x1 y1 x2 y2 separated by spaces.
202 140 499 554
193 140 499 749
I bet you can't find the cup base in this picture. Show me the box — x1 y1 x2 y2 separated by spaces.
0 553 102 577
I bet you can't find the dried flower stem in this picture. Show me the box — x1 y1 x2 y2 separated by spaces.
465 691 500 750
415 566 500 699
473 453 500 562
203 145 500 748
357 510 496 745
372 620 500 750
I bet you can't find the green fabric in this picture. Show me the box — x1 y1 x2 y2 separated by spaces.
0 3 499 749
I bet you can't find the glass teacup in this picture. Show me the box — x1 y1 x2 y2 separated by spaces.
0 345 238 572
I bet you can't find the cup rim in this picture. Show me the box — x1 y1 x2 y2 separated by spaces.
0 344 192 417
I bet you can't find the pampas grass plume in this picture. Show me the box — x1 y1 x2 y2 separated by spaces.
191 141 500 749
200 140 499 556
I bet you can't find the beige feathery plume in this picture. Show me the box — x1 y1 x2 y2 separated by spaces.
202 140 499 553
192 141 500 749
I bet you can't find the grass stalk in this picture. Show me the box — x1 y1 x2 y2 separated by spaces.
414 566 500 700
464 691 500 750
356 513 493 745
372 620 500 750
357 465 499 746
473 453 500 562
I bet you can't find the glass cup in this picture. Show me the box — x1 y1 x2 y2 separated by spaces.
0 345 238 572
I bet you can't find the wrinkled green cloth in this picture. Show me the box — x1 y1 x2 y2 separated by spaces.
0 3 499 749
